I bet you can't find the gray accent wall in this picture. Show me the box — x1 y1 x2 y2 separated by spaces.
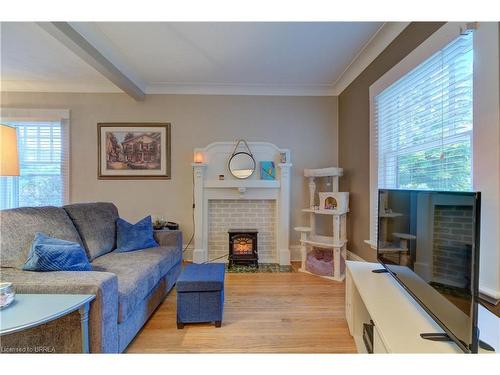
338 22 445 261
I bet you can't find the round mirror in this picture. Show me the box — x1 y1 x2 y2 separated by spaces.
228 152 256 179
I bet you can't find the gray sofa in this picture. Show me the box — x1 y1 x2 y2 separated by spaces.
0 202 183 353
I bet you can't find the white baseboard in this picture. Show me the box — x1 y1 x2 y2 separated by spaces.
347 250 366 262
479 285 500 303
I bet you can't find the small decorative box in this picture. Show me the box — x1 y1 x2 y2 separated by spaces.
318 192 349 213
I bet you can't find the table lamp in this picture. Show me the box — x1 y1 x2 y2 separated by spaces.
0 124 20 176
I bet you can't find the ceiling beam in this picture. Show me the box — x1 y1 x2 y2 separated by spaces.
37 22 146 101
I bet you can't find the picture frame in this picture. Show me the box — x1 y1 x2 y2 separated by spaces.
98 123 171 179
260 161 276 180
279 152 287 163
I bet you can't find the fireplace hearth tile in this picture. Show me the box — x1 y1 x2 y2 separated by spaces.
224 263 294 273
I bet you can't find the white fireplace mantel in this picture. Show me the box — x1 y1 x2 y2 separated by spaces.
191 142 292 265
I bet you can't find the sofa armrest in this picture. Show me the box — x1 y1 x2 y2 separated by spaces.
0 268 119 353
154 229 183 248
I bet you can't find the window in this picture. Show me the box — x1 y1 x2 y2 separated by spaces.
0 110 70 209
377 32 473 191
368 25 474 247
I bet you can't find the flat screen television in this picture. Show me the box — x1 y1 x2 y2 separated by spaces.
377 189 482 353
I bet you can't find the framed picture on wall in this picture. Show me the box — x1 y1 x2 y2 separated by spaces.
98 123 171 179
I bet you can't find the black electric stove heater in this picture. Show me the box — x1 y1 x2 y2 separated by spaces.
228 229 258 268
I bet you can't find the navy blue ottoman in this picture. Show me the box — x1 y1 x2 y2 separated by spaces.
176 263 225 328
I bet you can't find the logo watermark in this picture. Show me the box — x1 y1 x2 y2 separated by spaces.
1 345 56 353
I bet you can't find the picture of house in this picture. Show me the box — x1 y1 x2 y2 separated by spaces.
121 133 161 168
105 131 162 170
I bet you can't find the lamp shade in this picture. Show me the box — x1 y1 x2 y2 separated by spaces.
0 124 20 176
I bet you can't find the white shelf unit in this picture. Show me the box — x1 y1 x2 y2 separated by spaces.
295 167 348 281
346 261 496 353
301 208 348 215
304 167 343 178
300 235 346 249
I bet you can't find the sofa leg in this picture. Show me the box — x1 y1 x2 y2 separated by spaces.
215 321 222 328
177 322 184 329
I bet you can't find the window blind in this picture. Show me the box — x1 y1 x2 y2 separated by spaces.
370 32 473 245
376 32 473 191
0 119 69 209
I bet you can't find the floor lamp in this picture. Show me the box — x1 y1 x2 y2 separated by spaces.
0 124 20 176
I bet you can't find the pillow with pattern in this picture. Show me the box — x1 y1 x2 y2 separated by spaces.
23 232 92 272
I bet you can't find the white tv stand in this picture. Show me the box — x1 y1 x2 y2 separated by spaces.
346 261 468 353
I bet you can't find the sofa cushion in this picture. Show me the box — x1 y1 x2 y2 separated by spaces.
63 202 119 261
91 245 182 322
0 206 84 268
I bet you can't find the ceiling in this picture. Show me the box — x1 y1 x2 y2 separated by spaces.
1 22 385 96
1 22 118 92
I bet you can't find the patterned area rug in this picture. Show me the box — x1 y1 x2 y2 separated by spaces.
225 263 294 273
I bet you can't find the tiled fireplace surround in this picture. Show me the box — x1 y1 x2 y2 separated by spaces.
191 142 292 265
208 199 276 263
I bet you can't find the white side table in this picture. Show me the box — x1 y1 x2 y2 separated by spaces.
0 294 95 353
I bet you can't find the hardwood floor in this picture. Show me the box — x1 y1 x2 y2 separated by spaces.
126 267 357 353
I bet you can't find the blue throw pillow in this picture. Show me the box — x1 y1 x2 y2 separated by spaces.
115 215 159 252
23 232 92 272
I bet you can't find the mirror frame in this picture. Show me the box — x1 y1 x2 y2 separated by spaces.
228 151 256 179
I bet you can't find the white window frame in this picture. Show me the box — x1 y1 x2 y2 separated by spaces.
365 22 472 249
367 22 471 248
367 22 500 301
0 108 71 205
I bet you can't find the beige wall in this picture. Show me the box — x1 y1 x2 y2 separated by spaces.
338 22 445 261
1 92 338 250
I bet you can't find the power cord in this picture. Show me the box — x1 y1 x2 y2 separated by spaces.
183 165 229 264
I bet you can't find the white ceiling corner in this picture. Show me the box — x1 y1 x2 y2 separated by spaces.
330 22 410 95
0 22 119 93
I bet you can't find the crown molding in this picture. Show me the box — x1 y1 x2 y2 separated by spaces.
1 81 336 96
0 80 334 96
331 22 410 96
146 83 336 96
